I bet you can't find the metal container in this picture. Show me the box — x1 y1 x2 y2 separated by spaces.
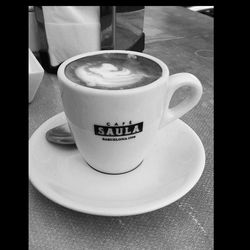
100 6 145 51
31 6 145 73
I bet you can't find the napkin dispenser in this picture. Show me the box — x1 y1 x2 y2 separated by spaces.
30 6 145 73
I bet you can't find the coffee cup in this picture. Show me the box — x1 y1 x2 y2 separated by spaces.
57 50 202 174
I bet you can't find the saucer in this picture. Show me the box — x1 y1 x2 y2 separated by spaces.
29 112 205 216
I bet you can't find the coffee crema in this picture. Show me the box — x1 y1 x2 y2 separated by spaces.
65 53 162 90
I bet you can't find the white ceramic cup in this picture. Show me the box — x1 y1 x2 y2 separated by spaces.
57 50 202 174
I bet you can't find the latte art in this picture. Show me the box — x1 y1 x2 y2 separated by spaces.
65 53 162 90
75 63 148 88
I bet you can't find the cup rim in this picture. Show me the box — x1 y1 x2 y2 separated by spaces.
57 50 169 95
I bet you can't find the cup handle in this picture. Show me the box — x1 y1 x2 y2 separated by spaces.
159 73 203 129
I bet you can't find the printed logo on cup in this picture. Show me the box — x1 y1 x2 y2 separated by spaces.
94 122 143 141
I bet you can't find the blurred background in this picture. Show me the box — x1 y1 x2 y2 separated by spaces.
29 6 213 74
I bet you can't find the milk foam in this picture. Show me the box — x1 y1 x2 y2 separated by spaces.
75 63 148 88
65 53 162 90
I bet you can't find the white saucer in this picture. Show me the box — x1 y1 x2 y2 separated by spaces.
29 112 205 216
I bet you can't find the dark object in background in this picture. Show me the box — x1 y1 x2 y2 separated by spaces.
100 6 115 50
115 6 145 51
33 6 145 74
101 6 145 51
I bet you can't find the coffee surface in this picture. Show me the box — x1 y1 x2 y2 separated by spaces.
65 53 162 90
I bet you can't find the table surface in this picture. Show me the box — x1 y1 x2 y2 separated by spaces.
29 6 214 250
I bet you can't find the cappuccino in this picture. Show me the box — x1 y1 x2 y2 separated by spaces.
58 50 203 174
65 53 162 90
